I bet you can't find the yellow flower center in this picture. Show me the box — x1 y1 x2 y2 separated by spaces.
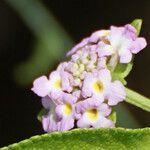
64 103 72 116
93 81 104 92
102 30 110 37
54 79 62 89
86 108 99 121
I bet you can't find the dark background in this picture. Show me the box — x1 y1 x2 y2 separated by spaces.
0 0 150 147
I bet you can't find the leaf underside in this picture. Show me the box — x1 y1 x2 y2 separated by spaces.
112 63 133 85
1 128 150 150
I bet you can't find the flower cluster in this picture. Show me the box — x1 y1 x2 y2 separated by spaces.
32 23 146 132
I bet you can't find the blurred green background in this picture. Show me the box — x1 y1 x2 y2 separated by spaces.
0 0 150 147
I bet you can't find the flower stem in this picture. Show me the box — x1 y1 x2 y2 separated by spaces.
125 88 150 112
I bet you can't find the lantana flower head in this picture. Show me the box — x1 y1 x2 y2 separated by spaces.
32 21 147 132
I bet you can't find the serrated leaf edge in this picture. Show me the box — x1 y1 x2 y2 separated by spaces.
1 128 150 150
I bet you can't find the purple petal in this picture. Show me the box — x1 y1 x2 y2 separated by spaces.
98 69 111 86
76 98 102 113
97 103 111 117
107 80 126 106
97 57 107 69
124 24 137 40
49 70 60 80
63 93 78 103
55 105 64 118
130 37 147 54
31 76 51 97
81 73 94 98
56 62 68 72
72 90 81 99
42 114 58 132
42 115 50 132
97 41 113 57
41 96 51 109
61 71 73 93
93 116 115 128
49 90 63 100
89 30 110 43
67 38 89 56
119 49 132 63
57 118 74 131
77 115 90 128
109 26 124 47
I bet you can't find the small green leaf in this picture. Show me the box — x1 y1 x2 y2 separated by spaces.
112 63 133 85
108 110 116 123
131 19 142 36
37 108 48 122
1 128 150 150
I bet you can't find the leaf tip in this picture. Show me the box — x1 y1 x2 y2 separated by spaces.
131 19 143 36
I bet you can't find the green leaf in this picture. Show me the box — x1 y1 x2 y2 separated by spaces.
112 63 133 85
37 108 48 122
1 128 150 150
131 19 142 36
6 0 73 86
108 110 117 123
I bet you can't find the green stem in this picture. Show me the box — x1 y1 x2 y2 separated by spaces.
125 88 150 112
5 0 73 86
